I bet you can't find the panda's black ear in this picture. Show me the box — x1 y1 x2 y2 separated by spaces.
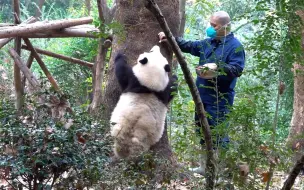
139 57 148 65
164 64 171 72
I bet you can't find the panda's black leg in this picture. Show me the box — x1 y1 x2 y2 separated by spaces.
168 75 178 103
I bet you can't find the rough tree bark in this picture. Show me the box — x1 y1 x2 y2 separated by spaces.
102 0 180 159
288 10 304 144
179 0 186 36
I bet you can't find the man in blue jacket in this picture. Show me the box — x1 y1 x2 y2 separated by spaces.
159 11 245 175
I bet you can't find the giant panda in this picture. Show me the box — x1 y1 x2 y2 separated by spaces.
110 45 177 159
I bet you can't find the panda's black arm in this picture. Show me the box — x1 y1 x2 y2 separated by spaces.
168 74 178 103
114 53 132 91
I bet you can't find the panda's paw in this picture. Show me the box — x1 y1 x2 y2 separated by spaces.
115 52 127 62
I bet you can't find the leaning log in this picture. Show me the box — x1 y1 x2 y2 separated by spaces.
281 154 304 190
22 53 34 88
145 0 216 189
0 16 37 49
22 45 94 68
23 38 61 93
0 17 93 38
8 48 41 90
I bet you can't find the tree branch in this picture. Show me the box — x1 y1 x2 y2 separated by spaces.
145 0 215 189
281 154 304 190
21 45 94 68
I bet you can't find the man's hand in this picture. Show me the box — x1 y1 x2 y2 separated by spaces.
196 63 218 79
158 32 167 43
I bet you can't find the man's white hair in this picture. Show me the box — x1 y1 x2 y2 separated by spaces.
212 11 231 26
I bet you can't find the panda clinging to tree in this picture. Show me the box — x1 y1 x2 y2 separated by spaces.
110 45 178 159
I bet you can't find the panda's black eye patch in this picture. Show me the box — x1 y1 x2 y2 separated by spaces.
164 65 171 72
139 57 148 64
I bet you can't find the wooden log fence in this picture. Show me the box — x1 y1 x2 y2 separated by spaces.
8 48 41 90
23 38 61 93
0 17 93 38
0 17 37 49
21 45 94 68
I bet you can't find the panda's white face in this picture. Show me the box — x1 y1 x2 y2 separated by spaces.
132 45 170 92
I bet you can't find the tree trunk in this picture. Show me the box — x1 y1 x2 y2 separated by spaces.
179 0 186 36
102 0 179 159
89 0 114 113
85 0 91 16
35 0 45 19
288 10 304 143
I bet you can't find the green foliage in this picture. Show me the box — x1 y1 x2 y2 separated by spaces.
0 93 112 189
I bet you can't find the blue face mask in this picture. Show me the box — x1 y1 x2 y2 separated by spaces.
206 22 231 38
206 26 217 38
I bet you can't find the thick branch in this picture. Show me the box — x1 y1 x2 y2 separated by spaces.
0 16 37 49
0 17 93 38
22 45 94 68
8 48 41 90
23 38 61 93
97 0 106 23
145 0 215 189
281 155 304 190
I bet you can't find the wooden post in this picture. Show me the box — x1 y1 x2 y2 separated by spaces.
21 45 94 68
12 0 23 110
22 38 61 93
8 48 41 90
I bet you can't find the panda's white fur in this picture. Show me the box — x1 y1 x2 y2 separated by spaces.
110 93 167 158
133 46 169 92
110 45 175 159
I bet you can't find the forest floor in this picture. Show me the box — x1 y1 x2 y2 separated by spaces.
163 171 304 190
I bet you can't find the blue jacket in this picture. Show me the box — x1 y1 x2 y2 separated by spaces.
175 33 245 107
